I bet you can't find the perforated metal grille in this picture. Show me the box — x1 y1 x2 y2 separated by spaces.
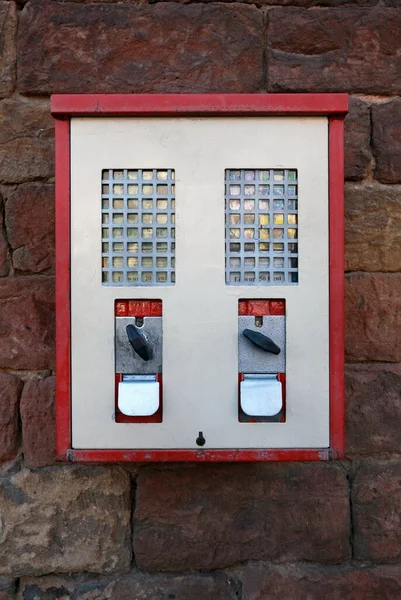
101 169 175 286
225 169 298 285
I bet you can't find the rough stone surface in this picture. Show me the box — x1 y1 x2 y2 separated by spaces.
0 373 22 462
0 97 54 184
18 1 263 95
353 461 401 562
372 99 401 184
0 277 54 369
5 183 55 274
0 197 9 276
0 465 132 576
268 8 401 93
0 457 22 480
134 463 350 571
53 0 379 4
0 578 15 600
237 562 401 599
20 375 55 468
18 572 239 599
0 2 16 99
344 183 401 272
1 0 401 592
344 97 372 181
345 273 401 362
346 363 401 456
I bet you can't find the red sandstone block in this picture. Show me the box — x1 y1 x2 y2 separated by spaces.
0 465 132 576
0 198 10 276
20 375 55 468
0 2 16 99
18 572 238 599
344 97 371 181
0 578 15 600
0 373 22 462
0 277 54 369
345 364 401 456
18 1 263 95
344 183 401 272
353 461 401 561
0 98 54 184
134 463 350 571
268 7 401 93
237 562 401 599
345 273 401 363
51 0 378 4
4 183 55 274
372 99 401 184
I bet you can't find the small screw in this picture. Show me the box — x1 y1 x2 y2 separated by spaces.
196 431 206 447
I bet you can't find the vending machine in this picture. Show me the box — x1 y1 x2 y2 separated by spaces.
53 94 347 462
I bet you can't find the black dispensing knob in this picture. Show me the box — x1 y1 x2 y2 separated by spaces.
243 329 281 355
126 324 152 361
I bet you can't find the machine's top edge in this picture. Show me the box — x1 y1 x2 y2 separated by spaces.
51 93 349 118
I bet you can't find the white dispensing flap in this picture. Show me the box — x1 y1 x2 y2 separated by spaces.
118 376 159 416
240 374 282 417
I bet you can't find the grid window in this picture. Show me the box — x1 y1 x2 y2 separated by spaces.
225 169 298 285
101 169 175 286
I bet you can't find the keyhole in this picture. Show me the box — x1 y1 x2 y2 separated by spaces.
196 431 206 447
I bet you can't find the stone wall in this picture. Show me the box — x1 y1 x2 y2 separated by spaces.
0 0 400 598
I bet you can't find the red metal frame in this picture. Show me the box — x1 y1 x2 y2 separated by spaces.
55 117 71 461
53 93 347 463
52 93 348 117
328 118 345 459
